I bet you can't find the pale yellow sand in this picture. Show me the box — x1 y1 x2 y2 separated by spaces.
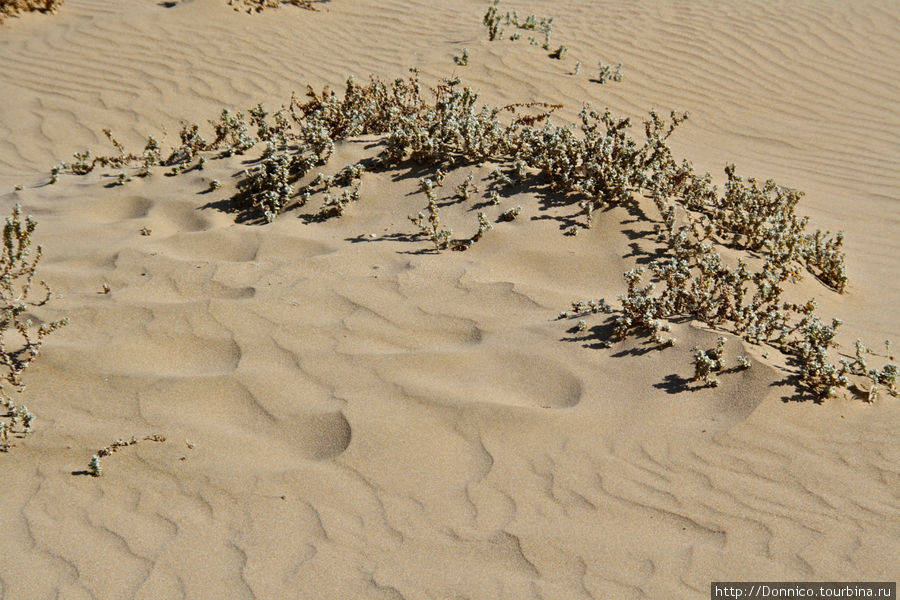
0 1 898 598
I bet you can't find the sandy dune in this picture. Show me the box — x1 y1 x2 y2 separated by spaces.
0 1 897 598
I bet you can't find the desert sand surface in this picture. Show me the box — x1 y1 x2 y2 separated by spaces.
0 1 898 598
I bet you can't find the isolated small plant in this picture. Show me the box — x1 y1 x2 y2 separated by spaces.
318 182 361 218
548 45 567 59
452 211 492 251
539 17 553 49
499 205 521 221
692 337 727 387
483 0 501 40
454 48 470 66
596 61 623 83
456 172 475 201
408 179 452 250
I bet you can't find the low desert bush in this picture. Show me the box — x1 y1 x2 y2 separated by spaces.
0 0 63 23
52 67 878 400
227 0 325 12
0 206 67 451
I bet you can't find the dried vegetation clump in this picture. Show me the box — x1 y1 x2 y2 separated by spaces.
483 2 623 84
85 434 167 477
227 0 325 12
484 1 554 49
0 0 63 23
0 206 67 452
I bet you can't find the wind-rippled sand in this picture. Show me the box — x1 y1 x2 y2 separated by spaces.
0 1 897 598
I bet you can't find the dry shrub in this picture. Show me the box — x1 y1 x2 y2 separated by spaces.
0 206 67 451
0 0 63 23
50 69 878 399
227 0 325 12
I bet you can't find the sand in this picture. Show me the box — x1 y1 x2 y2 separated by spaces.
0 1 898 598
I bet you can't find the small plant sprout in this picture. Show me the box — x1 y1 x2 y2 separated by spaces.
452 211 495 251
88 455 102 477
499 205 522 221
470 212 493 242
692 337 727 387
115 172 130 186
408 178 452 250
886 339 893 360
318 182 362 218
18 406 34 432
737 355 751 370
140 226 152 236
867 383 878 403
550 45 567 59
483 0 502 40
49 163 65 184
489 190 501 205
454 48 470 66
573 61 581 75
577 319 587 332
101 283 111 294
540 17 553 49
596 61 623 83
456 172 475 201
